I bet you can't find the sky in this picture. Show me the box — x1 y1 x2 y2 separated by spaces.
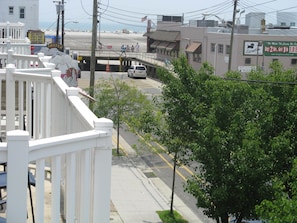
39 0 297 31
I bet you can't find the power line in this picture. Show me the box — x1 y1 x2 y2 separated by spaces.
101 9 147 21
80 0 92 16
239 0 297 42
185 1 234 21
182 0 231 14
100 15 147 28
100 3 156 16
74 0 297 34
224 77 297 86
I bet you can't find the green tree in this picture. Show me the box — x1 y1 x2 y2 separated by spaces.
185 77 276 223
92 77 153 155
256 159 297 222
154 58 214 216
252 62 297 222
156 56 297 223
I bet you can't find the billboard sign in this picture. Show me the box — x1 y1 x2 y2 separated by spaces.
27 30 45 44
244 41 263 55
263 41 297 56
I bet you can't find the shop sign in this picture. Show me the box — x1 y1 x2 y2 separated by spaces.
263 41 297 56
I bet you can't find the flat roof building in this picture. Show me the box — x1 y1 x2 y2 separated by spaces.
0 0 39 33
277 12 297 27
146 13 297 76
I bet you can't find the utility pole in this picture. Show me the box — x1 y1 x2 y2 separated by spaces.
228 0 238 72
147 19 151 52
61 0 65 50
55 1 61 44
89 0 98 109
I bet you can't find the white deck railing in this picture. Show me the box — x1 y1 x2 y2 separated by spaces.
0 50 113 223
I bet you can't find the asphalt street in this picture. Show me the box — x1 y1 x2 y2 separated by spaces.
78 71 215 223
118 125 215 223
70 26 213 220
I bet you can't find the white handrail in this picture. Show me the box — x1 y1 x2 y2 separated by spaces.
0 49 113 223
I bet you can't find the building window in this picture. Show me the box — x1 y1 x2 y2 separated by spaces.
226 45 230 54
19 7 25 19
245 58 251 65
290 22 296 27
193 53 201 63
218 44 223 53
9 6 14 15
211 43 216 52
292 59 297 65
280 22 286 26
272 58 278 62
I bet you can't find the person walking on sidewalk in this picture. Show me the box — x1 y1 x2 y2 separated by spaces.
135 42 140 53
120 44 127 56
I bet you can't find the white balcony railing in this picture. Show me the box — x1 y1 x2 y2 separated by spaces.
0 49 113 223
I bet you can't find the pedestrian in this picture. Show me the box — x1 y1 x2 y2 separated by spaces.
135 42 139 52
121 44 126 52
131 45 134 52
120 44 126 56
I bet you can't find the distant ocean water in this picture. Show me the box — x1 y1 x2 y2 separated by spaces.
39 21 146 33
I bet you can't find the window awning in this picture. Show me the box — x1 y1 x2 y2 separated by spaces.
156 41 170 49
166 42 177 51
150 40 160 48
149 30 180 42
186 42 201 53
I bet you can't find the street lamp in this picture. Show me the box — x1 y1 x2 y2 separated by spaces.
63 21 78 54
202 13 228 27
236 9 245 25
63 21 79 32
204 3 240 72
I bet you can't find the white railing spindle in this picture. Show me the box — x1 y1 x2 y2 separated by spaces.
35 159 46 222
0 49 113 223
92 118 113 223
66 152 76 223
51 156 61 223
5 64 16 131
6 130 30 223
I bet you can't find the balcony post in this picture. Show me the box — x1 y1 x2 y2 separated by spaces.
6 130 30 223
6 63 16 131
7 49 13 65
92 118 113 223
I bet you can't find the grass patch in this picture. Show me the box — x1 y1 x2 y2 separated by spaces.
157 210 189 223
143 171 157 178
112 148 125 156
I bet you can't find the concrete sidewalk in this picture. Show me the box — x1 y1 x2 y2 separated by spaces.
0 130 204 223
111 157 167 223
110 130 204 223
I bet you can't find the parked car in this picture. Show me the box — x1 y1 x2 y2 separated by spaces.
127 65 147 79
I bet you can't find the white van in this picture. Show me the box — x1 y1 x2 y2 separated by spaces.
127 65 147 79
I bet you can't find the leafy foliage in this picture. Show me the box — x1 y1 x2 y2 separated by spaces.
92 77 154 154
156 57 297 223
256 159 297 223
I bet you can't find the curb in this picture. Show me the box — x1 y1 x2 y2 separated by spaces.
111 129 204 223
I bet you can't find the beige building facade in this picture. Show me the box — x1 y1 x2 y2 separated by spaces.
147 15 297 77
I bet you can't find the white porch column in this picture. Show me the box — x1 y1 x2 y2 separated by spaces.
92 118 113 223
6 130 30 223
6 63 16 131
